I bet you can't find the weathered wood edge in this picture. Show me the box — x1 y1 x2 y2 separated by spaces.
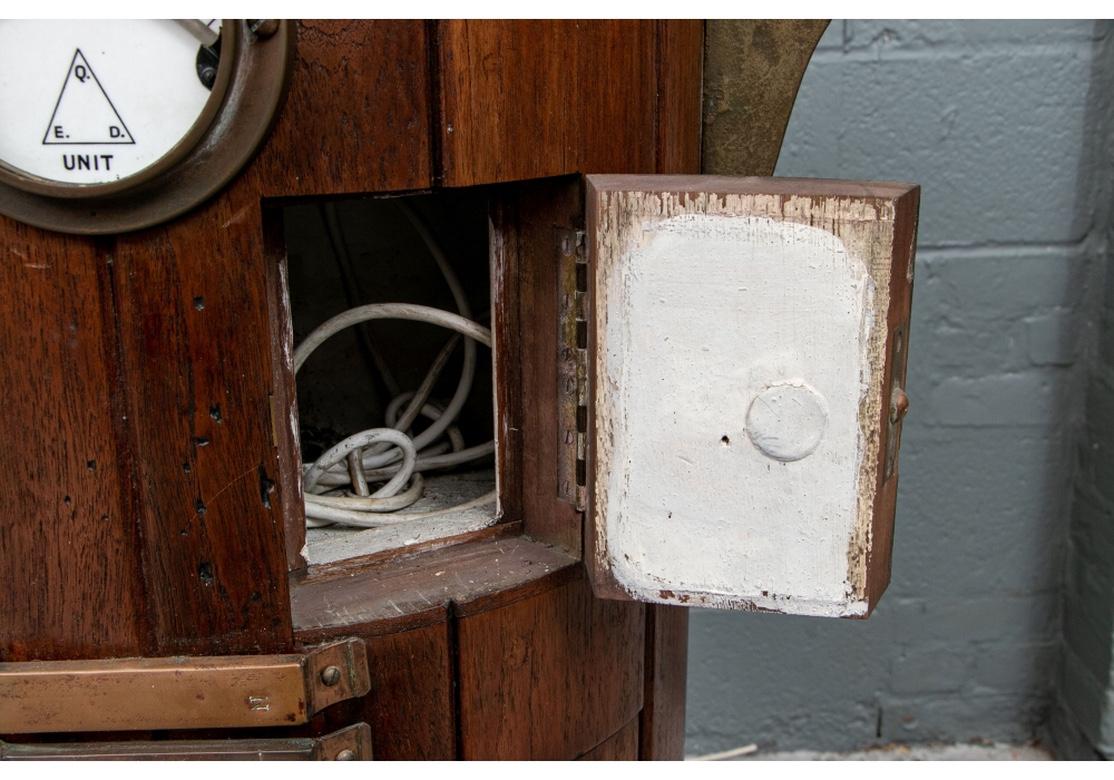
291 535 579 638
861 184 921 615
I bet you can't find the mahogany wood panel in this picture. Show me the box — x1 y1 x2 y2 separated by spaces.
437 21 665 186
255 20 433 197
639 606 688 760
0 224 146 661
456 570 645 759
490 178 583 552
579 718 640 760
0 20 438 661
574 21 659 177
295 554 642 760
361 626 456 760
654 21 704 175
111 188 293 655
490 192 524 533
73 21 438 655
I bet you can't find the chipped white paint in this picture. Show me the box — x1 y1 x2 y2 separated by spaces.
592 190 898 618
489 227 509 522
277 257 310 569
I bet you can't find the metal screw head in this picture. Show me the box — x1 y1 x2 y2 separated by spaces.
320 665 342 686
335 749 356 761
248 19 280 39
890 387 911 424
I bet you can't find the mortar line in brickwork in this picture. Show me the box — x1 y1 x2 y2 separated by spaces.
915 240 1099 259
807 38 1108 65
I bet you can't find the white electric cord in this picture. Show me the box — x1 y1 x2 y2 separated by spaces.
295 203 497 529
296 305 495 528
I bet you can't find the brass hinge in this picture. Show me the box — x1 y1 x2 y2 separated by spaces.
1 722 372 761
0 638 369 735
557 228 588 511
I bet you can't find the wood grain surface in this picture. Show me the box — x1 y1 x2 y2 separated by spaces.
0 224 146 661
292 535 579 636
490 177 585 552
456 571 645 759
0 19 438 661
300 623 457 760
640 606 689 759
0 19 709 759
110 188 293 655
655 21 704 175
579 718 640 760
256 20 433 197
438 20 697 186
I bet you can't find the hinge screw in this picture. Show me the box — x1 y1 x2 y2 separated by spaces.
320 665 342 686
335 749 356 761
890 387 910 424
248 19 280 39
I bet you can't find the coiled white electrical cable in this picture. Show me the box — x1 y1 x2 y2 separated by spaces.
296 204 497 529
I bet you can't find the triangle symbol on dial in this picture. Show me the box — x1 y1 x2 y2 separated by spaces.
42 49 136 145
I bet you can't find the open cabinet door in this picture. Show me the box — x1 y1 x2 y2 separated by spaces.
585 176 919 618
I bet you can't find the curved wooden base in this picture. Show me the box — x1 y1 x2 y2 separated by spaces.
294 536 684 759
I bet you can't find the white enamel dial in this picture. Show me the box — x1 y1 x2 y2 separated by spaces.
0 20 223 188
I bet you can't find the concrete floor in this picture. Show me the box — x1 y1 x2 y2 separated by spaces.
690 742 1053 761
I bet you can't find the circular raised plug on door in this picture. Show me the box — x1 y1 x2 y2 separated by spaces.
745 381 829 462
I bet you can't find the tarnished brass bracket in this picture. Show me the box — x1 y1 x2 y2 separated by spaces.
0 639 369 735
1 722 372 761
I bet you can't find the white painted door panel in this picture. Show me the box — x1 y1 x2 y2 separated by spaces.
585 176 918 618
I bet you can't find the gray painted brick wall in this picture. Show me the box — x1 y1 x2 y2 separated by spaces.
1057 23 1114 755
686 20 1113 756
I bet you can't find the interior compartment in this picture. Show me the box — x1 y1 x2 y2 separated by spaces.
274 189 498 566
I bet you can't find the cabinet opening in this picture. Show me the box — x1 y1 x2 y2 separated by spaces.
269 189 500 567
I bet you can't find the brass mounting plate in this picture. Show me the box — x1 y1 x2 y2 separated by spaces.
0 638 369 734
